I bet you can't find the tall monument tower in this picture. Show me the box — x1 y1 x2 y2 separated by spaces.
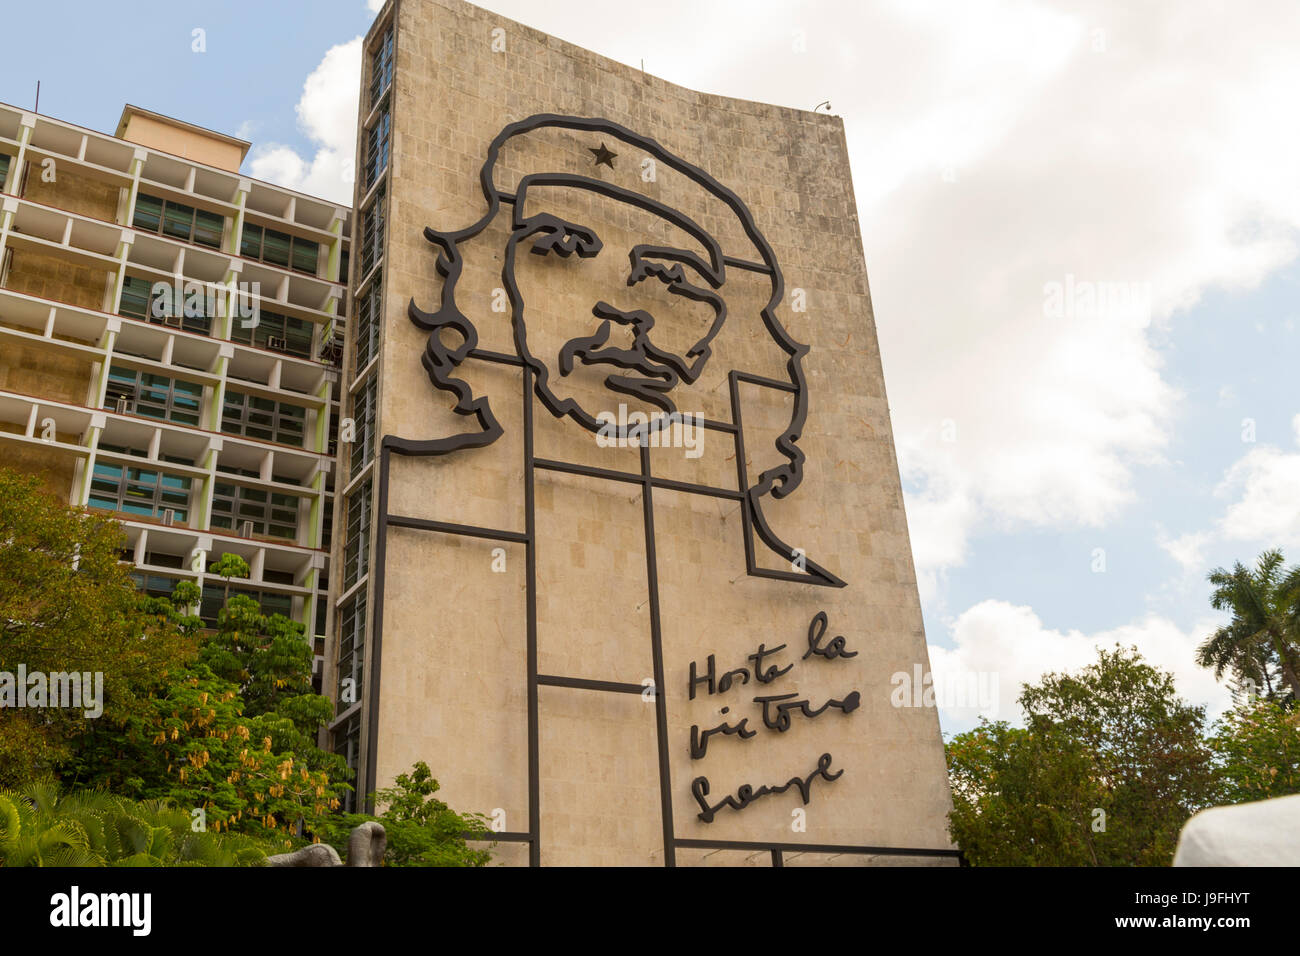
330 0 956 866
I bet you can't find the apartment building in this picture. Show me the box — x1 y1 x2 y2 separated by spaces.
0 102 349 689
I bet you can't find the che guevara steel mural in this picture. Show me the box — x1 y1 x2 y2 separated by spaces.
364 115 904 866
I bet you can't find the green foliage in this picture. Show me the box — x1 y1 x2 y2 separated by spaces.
0 468 190 786
319 762 493 867
1197 549 1300 704
0 778 274 866
947 645 1217 866
67 567 350 841
1209 699 1300 803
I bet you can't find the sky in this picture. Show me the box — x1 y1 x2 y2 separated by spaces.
3 0 1298 735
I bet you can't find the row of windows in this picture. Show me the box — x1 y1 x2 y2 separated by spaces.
241 222 320 275
343 477 372 590
134 194 224 249
221 390 308 448
119 276 213 335
358 184 386 279
336 592 366 717
104 365 203 427
230 308 315 359
211 482 300 541
349 375 377 476
88 461 191 524
353 270 381 374
364 104 391 191
369 25 394 109
130 573 296 628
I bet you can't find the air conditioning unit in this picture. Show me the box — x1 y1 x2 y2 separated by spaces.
160 509 176 527
114 396 132 414
267 336 287 350
239 520 254 537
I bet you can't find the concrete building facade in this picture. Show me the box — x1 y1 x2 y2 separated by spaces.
331 0 955 865
0 102 349 682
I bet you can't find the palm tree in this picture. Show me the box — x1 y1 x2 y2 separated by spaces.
1197 549 1300 703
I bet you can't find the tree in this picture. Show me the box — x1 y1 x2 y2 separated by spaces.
947 645 1217 866
1210 699 1300 804
67 579 351 842
319 762 493 867
0 468 190 785
1197 549 1300 704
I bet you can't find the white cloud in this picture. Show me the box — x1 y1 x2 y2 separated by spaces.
464 0 1300 592
928 599 1232 728
1214 417 1300 550
1158 529 1211 576
255 2 1300 600
245 37 362 204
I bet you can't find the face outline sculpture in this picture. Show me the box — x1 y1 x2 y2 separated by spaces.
402 114 844 588
505 175 728 434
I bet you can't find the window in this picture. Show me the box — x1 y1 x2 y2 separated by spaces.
134 193 224 249
0 154 10 191
321 497 334 551
343 478 372 590
353 271 381 374
359 186 385 278
241 223 320 275
230 307 314 359
103 365 203 427
336 593 367 715
221 390 307 447
369 26 394 107
364 105 391 189
199 584 292 628
88 461 191 524
119 276 212 335
338 248 350 286
349 375 378 475
333 711 362 811
130 571 185 602
211 482 300 541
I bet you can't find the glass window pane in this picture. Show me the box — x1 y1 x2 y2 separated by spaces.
133 194 163 233
291 239 319 276
262 229 291 268
194 210 224 249
241 223 262 258
162 201 196 241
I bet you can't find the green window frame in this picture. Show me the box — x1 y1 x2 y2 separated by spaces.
103 365 203 427
220 389 307 447
199 584 292 628
133 193 224 249
230 307 314 359
119 276 212 335
211 482 300 541
241 223 320 276
87 461 191 524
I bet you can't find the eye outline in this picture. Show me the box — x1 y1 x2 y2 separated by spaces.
523 214 603 259
627 244 722 293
